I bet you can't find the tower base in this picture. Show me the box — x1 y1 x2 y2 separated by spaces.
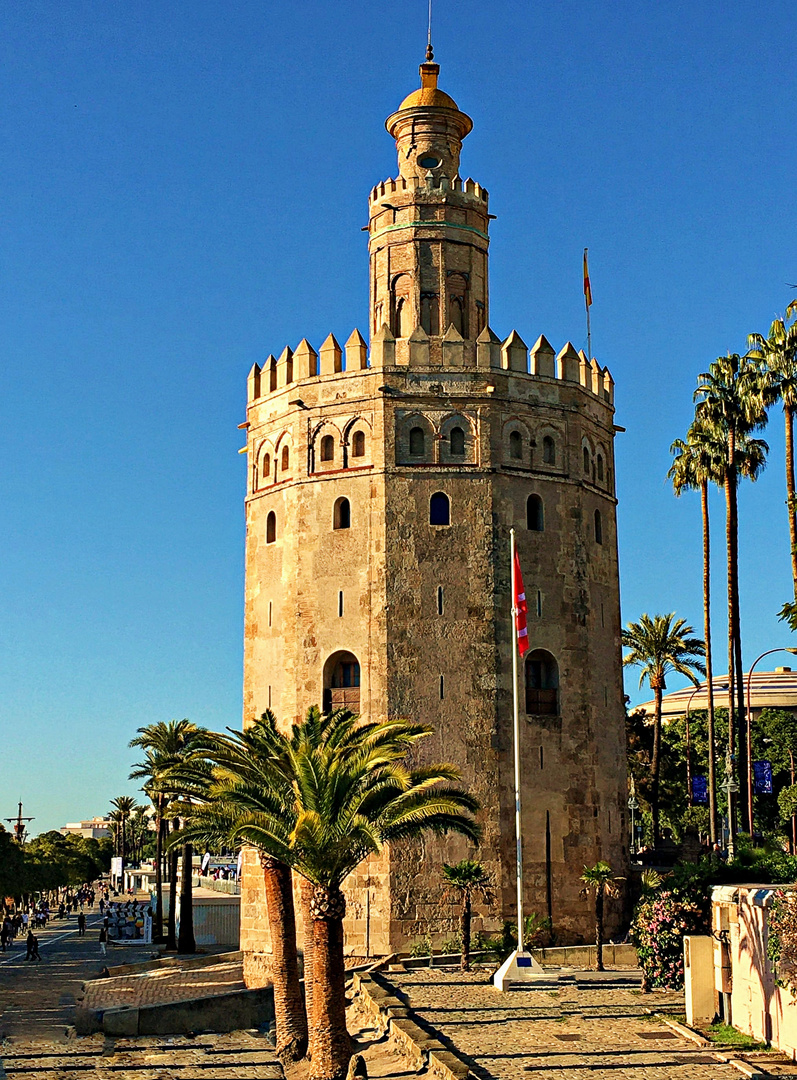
492 948 547 991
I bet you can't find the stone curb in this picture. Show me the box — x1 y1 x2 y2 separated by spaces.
352 971 471 1080
102 949 242 978
657 1016 773 1078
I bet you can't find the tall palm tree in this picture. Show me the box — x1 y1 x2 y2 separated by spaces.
182 710 480 1080
441 860 494 971
695 353 768 840
129 719 202 950
109 795 136 879
622 613 706 846
668 420 766 842
580 861 621 971
748 302 797 612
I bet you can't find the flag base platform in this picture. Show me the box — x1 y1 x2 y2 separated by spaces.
492 948 548 991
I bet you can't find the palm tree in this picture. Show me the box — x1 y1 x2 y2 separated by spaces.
669 418 725 843
129 719 202 950
181 709 480 1080
441 860 494 971
109 795 136 880
622 614 706 846
695 353 768 840
580 861 621 971
748 302 797 612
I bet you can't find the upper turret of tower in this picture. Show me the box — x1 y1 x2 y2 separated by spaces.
385 48 473 182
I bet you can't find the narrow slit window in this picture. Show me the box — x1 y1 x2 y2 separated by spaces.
597 454 604 482
333 497 351 530
539 745 544 769
509 430 522 460
527 494 543 532
601 602 605 628
321 435 335 462
450 426 465 456
439 675 445 700
594 509 603 544
429 492 450 526
281 445 290 472
266 511 276 544
409 426 425 456
542 436 555 465
338 591 344 618
583 446 591 475
262 453 271 484
437 586 444 615
268 601 272 628
537 590 542 617
268 685 272 709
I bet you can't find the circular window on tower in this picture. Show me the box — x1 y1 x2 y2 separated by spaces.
418 155 441 169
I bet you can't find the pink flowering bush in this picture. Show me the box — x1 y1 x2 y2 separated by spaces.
632 891 706 990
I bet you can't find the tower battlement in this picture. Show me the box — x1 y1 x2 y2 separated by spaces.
247 327 614 407
369 174 489 206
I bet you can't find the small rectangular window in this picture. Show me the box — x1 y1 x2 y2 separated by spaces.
338 591 344 618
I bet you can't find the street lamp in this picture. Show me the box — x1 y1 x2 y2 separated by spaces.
745 648 797 836
628 776 640 856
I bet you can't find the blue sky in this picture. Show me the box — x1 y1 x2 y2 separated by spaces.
1 1 794 833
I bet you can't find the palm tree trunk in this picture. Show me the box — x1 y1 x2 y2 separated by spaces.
725 454 741 852
309 886 351 1080
177 841 196 954
300 877 315 1035
650 680 664 848
167 817 179 950
261 855 308 1063
595 887 605 972
786 403 797 600
727 456 749 835
460 892 471 972
702 481 718 844
154 799 164 941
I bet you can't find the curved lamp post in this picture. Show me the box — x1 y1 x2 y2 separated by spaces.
745 647 797 836
628 776 639 855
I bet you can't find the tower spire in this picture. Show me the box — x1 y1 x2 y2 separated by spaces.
426 0 433 60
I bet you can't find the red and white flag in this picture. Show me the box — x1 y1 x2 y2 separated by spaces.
514 551 529 657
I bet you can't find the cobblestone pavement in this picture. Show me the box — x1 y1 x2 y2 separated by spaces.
0 910 153 1040
81 959 245 1011
383 968 769 1080
0 1031 283 1079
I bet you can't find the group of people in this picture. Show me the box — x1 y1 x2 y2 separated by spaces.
1 913 43 961
0 883 112 962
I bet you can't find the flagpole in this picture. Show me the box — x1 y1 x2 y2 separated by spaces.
510 527 524 953
584 247 592 359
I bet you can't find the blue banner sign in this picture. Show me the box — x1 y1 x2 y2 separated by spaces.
753 761 773 794
692 775 708 805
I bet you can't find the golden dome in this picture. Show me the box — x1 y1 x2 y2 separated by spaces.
398 85 460 111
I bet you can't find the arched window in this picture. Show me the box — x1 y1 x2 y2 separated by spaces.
527 494 543 532
450 426 465 456
396 298 412 338
352 430 365 458
597 454 604 482
409 426 425 457
420 293 439 336
583 446 591 475
449 296 464 336
266 511 276 544
323 650 361 713
281 446 290 472
321 435 335 462
262 453 271 485
333 497 351 530
594 509 603 545
430 492 450 526
525 650 559 716
543 436 555 465
509 431 522 460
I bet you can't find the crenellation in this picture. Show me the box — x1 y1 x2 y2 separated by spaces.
319 333 343 376
277 345 294 388
476 326 501 370
247 362 261 402
590 357 602 397
557 342 581 382
530 335 555 378
370 323 395 368
345 328 369 371
294 338 318 381
441 323 466 368
502 330 528 373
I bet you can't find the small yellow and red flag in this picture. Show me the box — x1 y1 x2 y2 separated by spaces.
583 248 593 308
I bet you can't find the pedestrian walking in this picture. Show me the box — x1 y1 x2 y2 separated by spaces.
25 931 41 962
99 924 107 957
77 912 86 936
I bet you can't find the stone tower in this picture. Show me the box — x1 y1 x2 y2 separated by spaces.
239 52 627 983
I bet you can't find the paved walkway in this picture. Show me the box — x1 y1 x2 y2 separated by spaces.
382 968 785 1080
